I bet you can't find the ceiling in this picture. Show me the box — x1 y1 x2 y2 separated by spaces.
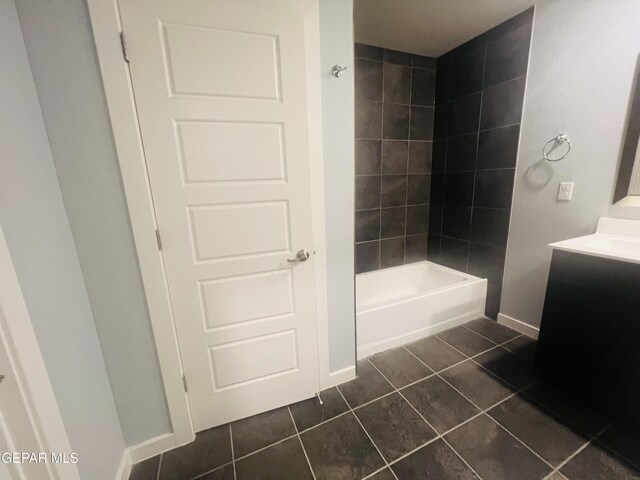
354 0 536 58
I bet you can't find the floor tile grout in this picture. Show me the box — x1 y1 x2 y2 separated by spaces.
366 355 485 480
549 421 614 477
287 405 317 480
229 424 236 480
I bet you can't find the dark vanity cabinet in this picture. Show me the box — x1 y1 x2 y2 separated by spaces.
536 249 640 431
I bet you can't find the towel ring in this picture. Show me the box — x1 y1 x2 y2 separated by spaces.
543 134 571 162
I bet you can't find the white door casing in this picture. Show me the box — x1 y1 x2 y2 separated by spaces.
119 0 321 430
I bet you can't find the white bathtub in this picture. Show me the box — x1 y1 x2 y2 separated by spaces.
356 261 487 359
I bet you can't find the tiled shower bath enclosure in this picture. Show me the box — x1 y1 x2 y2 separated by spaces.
130 318 640 480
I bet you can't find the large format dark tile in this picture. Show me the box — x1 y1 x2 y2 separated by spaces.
369 468 396 480
383 103 410 139
381 175 407 207
465 318 519 344
384 63 411 104
381 237 405 268
473 347 539 389
413 54 437 70
435 55 452 105
382 140 408 174
444 171 475 206
440 360 515 410
289 387 349 432
355 43 383 61
521 382 611 438
449 92 481 136
561 443 640 480
231 406 296 458
477 125 521 169
407 174 431 205
485 284 502 320
356 241 379 274
355 209 380 243
338 360 394 408
402 375 480 434
442 205 472 240
480 77 526 130
427 234 441 261
439 237 469 271
356 100 383 139
383 48 412 66
488 395 588 467
469 207 510 247
381 207 406 238
130 455 160 480
502 335 537 364
355 175 381 210
406 205 429 235
467 242 506 287
405 234 428 262
437 326 496 357
450 48 485 99
410 106 434 140
369 348 432 388
412 68 436 106
409 141 432 173
392 439 480 480
473 168 515 209
446 133 478 172
235 437 313 480
355 59 383 102
428 204 443 235
598 424 640 469
484 22 532 88
355 392 436 462
433 105 450 140
445 414 552 480
197 464 235 480
159 425 232 479
406 336 467 372
301 413 385 480
356 140 381 175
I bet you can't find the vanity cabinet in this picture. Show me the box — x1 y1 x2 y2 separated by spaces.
536 249 640 431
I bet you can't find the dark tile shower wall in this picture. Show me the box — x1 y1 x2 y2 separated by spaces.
428 8 534 319
354 43 437 273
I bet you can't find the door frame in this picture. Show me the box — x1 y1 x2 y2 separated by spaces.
0 226 81 480
86 0 330 450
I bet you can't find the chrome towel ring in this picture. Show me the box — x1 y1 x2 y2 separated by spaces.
543 134 571 162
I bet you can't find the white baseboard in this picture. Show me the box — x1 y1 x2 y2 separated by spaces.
116 433 176 479
497 313 539 339
327 365 356 387
115 451 132 480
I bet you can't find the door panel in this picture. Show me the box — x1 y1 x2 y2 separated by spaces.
119 0 320 429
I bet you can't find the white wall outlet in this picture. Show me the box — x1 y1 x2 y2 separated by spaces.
558 182 574 201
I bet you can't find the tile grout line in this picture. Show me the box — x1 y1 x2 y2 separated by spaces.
229 424 236 480
366 357 485 480
287 406 317 480
548 422 614 476
155 451 163 480
334 384 399 480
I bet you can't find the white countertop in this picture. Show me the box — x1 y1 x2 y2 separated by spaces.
549 217 640 265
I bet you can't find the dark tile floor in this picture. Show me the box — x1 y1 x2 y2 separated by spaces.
130 318 640 480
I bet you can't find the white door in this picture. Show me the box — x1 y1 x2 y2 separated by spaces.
119 0 321 430
0 317 51 480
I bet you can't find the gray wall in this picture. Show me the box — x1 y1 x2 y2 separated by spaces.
501 0 640 329
319 0 357 373
14 0 171 445
0 1 125 477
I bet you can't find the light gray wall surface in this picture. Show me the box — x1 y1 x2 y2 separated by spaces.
0 1 125 477
14 0 171 445
501 0 640 329
319 0 357 372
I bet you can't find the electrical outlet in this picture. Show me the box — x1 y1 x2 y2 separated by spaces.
558 182 574 201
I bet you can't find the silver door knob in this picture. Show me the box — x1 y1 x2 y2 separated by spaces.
287 249 310 263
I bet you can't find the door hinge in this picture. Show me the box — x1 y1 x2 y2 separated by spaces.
155 229 162 251
119 31 130 63
182 375 188 393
